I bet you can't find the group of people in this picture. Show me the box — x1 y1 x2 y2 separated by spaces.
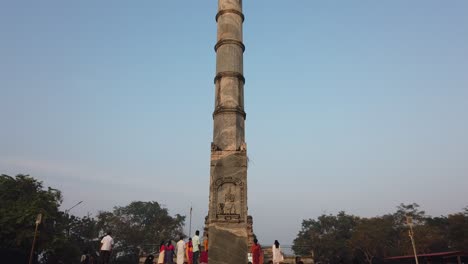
152 230 208 264
94 231 303 264
251 239 303 264
250 239 283 264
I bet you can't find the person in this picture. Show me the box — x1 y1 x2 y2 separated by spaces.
164 240 175 264
80 250 89 264
89 254 96 264
176 236 185 264
186 238 193 264
251 238 262 264
100 231 114 264
272 240 283 264
203 234 208 252
144 255 155 264
295 256 304 264
192 230 201 264
157 240 166 264
200 250 208 264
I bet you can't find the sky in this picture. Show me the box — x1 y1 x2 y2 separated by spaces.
1 0 468 249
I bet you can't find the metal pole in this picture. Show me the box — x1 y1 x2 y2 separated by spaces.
64 201 83 238
189 206 192 237
406 216 419 264
29 214 42 264
65 201 83 214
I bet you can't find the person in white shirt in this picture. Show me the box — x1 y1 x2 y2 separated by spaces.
100 231 114 264
176 236 186 264
192 230 201 264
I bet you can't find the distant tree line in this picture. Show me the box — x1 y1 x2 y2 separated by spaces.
0 174 185 264
3 174 467 264
292 203 468 264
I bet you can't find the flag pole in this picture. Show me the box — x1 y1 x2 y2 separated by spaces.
189 205 192 237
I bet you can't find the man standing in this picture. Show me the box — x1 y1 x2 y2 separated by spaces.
192 230 200 264
176 236 185 264
100 231 114 264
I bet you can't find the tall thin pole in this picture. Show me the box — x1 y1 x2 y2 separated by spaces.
29 213 42 264
65 200 83 214
189 206 192 237
406 216 419 264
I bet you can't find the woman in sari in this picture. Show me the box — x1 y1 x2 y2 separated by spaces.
157 241 165 264
250 238 262 264
164 240 175 264
185 238 193 264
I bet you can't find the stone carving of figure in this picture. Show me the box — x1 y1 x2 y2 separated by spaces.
218 203 225 214
224 187 237 215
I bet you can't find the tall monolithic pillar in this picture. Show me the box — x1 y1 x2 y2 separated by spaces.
207 0 249 263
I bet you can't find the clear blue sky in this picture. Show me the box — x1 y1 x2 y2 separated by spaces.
1 0 467 248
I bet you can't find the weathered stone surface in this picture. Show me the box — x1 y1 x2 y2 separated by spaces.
212 113 245 151
218 0 243 12
216 45 243 73
208 225 248 264
217 15 243 42
208 1 250 263
209 151 247 222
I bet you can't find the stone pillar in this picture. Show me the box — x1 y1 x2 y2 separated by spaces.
213 0 245 151
207 1 249 264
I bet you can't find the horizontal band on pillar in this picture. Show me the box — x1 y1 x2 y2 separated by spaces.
215 9 245 22
214 71 245 84
214 39 245 52
212 107 246 119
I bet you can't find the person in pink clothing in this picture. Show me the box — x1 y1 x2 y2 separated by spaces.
164 241 175 264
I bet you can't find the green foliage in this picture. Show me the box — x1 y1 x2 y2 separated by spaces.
96 201 186 263
447 212 468 250
0 175 186 264
348 215 396 264
292 211 359 263
0 174 99 264
293 204 468 264
40 214 100 263
393 203 426 227
0 174 62 252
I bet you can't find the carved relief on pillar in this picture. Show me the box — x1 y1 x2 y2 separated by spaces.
213 177 245 222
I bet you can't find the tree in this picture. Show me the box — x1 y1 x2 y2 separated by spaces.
0 174 103 264
413 216 449 253
293 211 359 264
390 203 427 256
1 175 187 264
0 174 63 263
446 209 468 250
96 201 185 263
348 215 396 264
393 203 426 227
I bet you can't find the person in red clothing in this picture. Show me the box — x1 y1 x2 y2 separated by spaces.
157 241 165 264
200 251 208 264
251 238 262 264
164 241 175 264
185 238 193 264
